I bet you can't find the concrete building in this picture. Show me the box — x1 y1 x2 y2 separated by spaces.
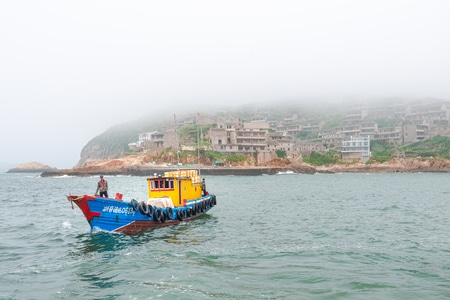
139 131 158 145
374 127 402 144
208 116 241 151
295 141 326 155
141 131 165 149
341 136 371 162
345 106 368 122
235 127 268 152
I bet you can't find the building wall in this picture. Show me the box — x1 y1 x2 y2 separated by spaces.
244 121 270 129
256 151 277 164
341 136 371 161
403 125 417 144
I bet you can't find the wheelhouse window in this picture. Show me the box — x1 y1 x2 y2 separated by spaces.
151 179 174 190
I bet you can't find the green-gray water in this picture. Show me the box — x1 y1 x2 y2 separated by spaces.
1 172 449 299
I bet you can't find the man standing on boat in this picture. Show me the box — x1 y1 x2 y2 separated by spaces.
95 175 108 198
201 178 207 196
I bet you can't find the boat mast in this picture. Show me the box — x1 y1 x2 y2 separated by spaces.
174 114 180 163
197 112 200 164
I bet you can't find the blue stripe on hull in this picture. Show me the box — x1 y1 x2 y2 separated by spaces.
88 198 141 232
86 195 215 233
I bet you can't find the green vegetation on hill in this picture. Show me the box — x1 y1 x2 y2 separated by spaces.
178 124 198 140
297 131 317 140
400 135 450 159
84 124 142 157
302 151 340 166
367 140 396 163
178 124 211 146
365 136 450 164
204 150 247 163
275 150 286 158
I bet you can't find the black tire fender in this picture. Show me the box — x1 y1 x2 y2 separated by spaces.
138 202 149 215
131 199 139 211
166 207 173 220
153 208 161 222
147 205 153 217
177 210 184 221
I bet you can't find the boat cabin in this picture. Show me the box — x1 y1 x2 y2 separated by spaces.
147 170 203 207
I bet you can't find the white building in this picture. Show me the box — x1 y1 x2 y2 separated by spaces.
341 136 371 162
139 131 158 144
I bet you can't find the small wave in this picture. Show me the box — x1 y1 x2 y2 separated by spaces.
62 221 72 229
381 205 400 211
54 175 76 178
24 175 40 178
277 171 295 175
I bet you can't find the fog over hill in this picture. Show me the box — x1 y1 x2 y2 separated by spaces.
76 97 450 167
2 1 448 168
77 100 338 166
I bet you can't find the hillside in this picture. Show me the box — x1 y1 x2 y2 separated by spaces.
74 100 450 171
75 102 344 167
76 115 171 167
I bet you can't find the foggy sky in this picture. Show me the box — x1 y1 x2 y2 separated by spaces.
1 0 449 169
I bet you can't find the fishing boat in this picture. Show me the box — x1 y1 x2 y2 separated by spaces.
67 170 217 235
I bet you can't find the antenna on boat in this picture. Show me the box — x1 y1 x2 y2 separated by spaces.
197 112 200 165
174 113 180 164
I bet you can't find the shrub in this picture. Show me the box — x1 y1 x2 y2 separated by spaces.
224 154 247 162
275 150 286 158
204 150 224 161
303 151 339 166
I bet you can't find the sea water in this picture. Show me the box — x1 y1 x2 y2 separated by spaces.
1 172 450 299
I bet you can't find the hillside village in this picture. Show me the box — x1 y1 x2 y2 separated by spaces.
127 99 450 166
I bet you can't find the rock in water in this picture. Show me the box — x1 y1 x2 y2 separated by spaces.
7 162 57 173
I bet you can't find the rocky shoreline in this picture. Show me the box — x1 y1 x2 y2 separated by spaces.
34 156 450 177
316 157 450 173
9 155 450 176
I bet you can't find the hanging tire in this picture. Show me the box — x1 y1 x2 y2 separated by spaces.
200 201 205 212
131 199 139 211
166 207 173 220
139 202 149 215
153 209 161 222
177 210 184 221
146 205 153 217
